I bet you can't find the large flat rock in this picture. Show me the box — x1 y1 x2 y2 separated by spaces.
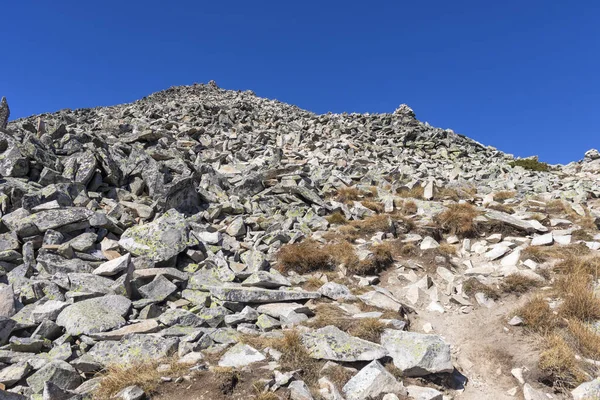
56 295 131 336
380 330 453 377
301 325 387 362
209 285 320 303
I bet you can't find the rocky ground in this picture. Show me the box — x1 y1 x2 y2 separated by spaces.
1 82 600 400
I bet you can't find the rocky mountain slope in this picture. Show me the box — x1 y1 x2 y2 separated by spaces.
0 82 600 400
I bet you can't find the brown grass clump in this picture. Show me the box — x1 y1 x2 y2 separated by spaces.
501 274 540 294
396 185 424 199
517 296 558 333
567 319 600 360
347 242 394 275
434 187 461 202
438 243 457 255
253 392 280 400
349 318 387 343
384 362 404 380
399 199 418 215
323 364 356 389
571 229 593 242
545 199 570 215
93 358 190 399
539 334 587 388
495 190 516 202
487 203 515 214
351 214 392 235
398 243 418 256
362 201 384 213
462 278 500 300
277 240 334 274
326 212 348 225
434 203 480 237
275 330 321 385
556 274 600 322
335 186 362 203
306 304 353 330
302 277 325 291
555 253 600 279
212 366 240 395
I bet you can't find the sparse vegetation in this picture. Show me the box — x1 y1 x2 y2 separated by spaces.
362 200 384 213
334 186 363 203
567 319 600 360
494 190 516 202
509 158 550 172
556 274 600 321
539 334 587 388
277 240 334 273
516 296 557 333
396 185 424 199
438 243 457 255
349 318 387 342
435 203 480 237
93 358 191 399
462 277 500 300
326 212 348 225
501 274 540 294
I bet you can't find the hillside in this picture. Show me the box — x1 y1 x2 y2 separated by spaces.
0 82 600 400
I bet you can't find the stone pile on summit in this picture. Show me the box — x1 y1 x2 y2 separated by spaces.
0 82 599 399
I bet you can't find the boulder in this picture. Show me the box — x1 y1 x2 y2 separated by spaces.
342 360 407 400
302 325 388 362
56 295 131 336
380 330 453 376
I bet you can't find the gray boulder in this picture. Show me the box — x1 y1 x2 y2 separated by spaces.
26 360 81 394
342 360 406 400
380 330 453 376
56 295 131 336
119 209 195 263
302 325 388 362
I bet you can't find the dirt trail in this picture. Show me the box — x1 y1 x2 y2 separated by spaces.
380 269 568 400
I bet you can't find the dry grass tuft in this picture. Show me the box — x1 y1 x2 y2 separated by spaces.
567 319 600 360
495 190 516 202
253 392 280 400
275 330 321 385
438 243 457 255
335 186 363 203
399 199 418 215
396 185 424 199
571 229 594 242
539 334 587 388
326 212 348 225
398 243 418 256
350 214 392 235
517 296 558 333
362 201 385 213
384 362 404 380
277 240 334 274
556 274 600 321
349 318 387 343
323 364 356 389
501 274 540 294
487 203 515 214
462 278 500 300
302 276 325 291
434 203 480 237
93 358 190 399
347 242 394 275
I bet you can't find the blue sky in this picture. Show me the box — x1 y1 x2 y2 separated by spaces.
1 1 598 164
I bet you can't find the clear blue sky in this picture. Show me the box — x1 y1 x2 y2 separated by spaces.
2 1 599 164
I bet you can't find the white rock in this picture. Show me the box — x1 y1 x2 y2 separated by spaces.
531 233 553 246
289 380 315 400
500 249 521 267
423 323 434 333
446 235 459 244
572 377 600 400
523 259 538 270
218 343 265 367
93 253 131 276
420 237 439 250
487 233 502 243
406 385 443 400
484 245 510 261
554 234 572 245
511 367 525 385
342 360 407 400
522 383 548 400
